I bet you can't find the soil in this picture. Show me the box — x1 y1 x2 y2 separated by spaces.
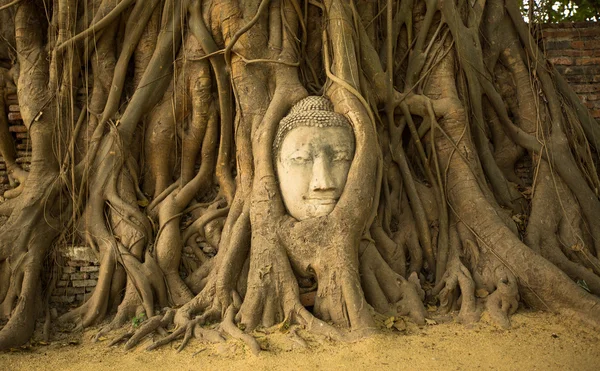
0 310 598 370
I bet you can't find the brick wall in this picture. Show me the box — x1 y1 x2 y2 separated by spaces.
542 22 600 119
0 94 29 196
51 247 99 307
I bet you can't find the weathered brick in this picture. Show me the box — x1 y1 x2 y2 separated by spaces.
542 27 600 39
72 279 97 287
67 260 87 267
545 40 571 50
89 272 99 279
85 286 95 293
571 85 600 94
571 40 600 50
66 287 85 295
61 266 77 273
51 296 75 303
548 56 572 65
8 105 19 112
56 280 68 287
8 125 27 133
577 57 600 66
560 74 600 84
70 272 89 280
561 66 600 76
7 112 22 121
79 265 99 272
545 49 600 58
53 288 66 296
61 246 99 264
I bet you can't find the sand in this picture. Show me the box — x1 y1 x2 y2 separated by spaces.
1 310 599 370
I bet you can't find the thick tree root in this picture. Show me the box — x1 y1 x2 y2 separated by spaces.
432 259 479 324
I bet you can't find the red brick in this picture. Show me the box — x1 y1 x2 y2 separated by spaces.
561 74 600 84
571 40 600 49
7 112 22 121
542 28 600 39
560 66 600 75
546 49 600 57
72 279 97 287
571 84 600 93
66 287 85 295
577 57 600 66
548 56 573 65
591 110 600 118
8 125 27 133
51 296 75 303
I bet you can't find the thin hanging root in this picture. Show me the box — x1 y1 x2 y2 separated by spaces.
55 0 137 53
221 304 261 356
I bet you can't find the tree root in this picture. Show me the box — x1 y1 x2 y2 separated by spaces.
432 258 479 324
360 241 427 325
485 274 519 329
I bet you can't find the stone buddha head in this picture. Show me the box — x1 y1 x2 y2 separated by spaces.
274 96 355 221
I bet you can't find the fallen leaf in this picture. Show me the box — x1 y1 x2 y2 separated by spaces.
384 316 395 329
425 318 437 326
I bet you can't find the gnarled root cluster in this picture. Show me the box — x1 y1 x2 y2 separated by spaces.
0 0 600 353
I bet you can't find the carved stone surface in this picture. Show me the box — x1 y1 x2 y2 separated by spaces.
275 96 355 220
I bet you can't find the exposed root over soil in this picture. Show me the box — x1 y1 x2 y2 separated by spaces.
0 0 600 353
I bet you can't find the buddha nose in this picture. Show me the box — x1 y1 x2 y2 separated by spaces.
310 157 336 192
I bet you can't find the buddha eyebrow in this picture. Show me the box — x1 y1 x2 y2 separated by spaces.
330 145 353 152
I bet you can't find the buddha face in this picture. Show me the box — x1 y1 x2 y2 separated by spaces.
277 125 355 220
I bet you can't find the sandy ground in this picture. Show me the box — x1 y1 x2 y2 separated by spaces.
0 310 598 371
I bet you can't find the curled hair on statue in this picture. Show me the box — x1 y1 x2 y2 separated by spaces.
273 96 354 161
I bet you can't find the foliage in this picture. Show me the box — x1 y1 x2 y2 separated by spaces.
522 0 600 22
